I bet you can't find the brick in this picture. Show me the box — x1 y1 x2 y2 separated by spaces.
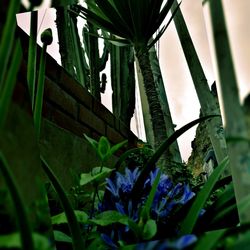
119 120 130 138
44 77 78 119
43 101 90 137
79 105 105 135
106 125 125 145
59 70 93 109
93 100 114 127
45 56 62 82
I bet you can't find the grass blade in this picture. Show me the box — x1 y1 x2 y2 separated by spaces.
0 152 35 250
41 155 85 250
179 157 229 235
27 10 38 109
0 40 23 129
0 1 20 87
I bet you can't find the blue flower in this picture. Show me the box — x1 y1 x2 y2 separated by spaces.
100 167 197 247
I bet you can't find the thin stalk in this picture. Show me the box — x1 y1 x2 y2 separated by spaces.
0 152 35 250
33 44 46 138
209 0 250 223
27 10 38 110
0 40 22 129
0 1 20 87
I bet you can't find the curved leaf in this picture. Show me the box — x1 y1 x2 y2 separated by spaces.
80 166 113 186
41 156 85 250
179 157 229 235
131 115 219 201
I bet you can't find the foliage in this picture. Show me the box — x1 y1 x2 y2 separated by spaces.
1 0 250 249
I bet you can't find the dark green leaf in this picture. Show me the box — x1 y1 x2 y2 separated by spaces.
0 152 35 250
41 156 85 250
179 157 229 235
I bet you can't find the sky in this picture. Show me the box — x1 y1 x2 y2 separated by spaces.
17 0 250 162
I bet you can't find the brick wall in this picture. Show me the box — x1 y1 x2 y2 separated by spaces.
16 28 138 148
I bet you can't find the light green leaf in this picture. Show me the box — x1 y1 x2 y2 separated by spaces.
109 140 128 156
53 230 72 243
80 167 113 186
89 210 129 226
98 136 110 161
142 219 157 240
0 232 50 249
51 210 88 225
84 134 98 151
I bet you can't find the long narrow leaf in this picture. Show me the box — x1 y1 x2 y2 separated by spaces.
0 1 20 87
33 44 46 138
179 157 229 235
0 40 22 129
41 156 85 250
0 152 35 250
27 11 38 110
131 115 219 201
193 228 226 250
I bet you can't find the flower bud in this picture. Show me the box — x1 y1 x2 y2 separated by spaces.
41 28 53 46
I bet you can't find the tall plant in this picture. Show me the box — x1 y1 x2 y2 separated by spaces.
75 0 179 169
171 0 228 174
208 0 250 223
110 42 135 128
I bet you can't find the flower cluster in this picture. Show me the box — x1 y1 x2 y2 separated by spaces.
98 167 196 248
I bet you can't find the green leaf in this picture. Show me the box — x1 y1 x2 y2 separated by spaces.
53 230 72 243
84 134 98 152
0 152 35 250
0 1 20 86
0 232 50 249
89 210 129 226
80 166 113 186
41 156 85 250
194 229 226 250
0 40 23 129
33 41 47 138
27 11 38 109
109 139 128 156
52 210 88 225
140 168 161 222
142 219 157 240
98 136 110 161
179 157 229 235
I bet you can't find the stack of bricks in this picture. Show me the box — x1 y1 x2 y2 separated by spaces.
15 28 138 148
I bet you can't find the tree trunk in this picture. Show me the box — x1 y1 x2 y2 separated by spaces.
149 45 182 164
171 0 228 174
135 46 173 170
209 0 250 224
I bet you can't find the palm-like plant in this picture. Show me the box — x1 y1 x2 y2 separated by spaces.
74 0 178 163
